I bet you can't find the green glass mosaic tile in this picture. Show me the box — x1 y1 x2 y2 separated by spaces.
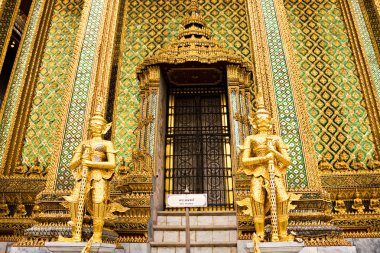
351 0 380 101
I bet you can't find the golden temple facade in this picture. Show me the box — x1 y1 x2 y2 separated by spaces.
0 0 380 251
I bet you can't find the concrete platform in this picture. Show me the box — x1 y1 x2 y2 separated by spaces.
246 241 304 253
45 242 116 253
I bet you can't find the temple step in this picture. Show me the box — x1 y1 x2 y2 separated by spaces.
151 212 238 253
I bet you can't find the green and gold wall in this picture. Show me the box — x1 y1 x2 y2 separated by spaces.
0 0 379 240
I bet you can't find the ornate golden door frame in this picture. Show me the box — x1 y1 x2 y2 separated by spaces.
135 0 253 221
136 62 253 220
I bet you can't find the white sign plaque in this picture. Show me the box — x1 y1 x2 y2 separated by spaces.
166 194 208 208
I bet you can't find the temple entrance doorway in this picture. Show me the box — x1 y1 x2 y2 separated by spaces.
164 84 234 211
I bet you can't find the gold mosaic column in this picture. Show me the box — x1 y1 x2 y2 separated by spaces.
0 0 55 173
44 0 121 191
20 0 85 170
246 0 320 190
282 0 377 172
0 0 22 73
340 0 380 149
272 0 321 190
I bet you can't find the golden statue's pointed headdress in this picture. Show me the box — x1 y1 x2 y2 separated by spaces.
91 95 107 124
250 89 272 127
89 95 112 135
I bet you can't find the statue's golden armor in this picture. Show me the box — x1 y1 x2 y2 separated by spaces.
69 141 115 202
59 102 117 244
239 92 291 241
242 135 290 241
63 139 116 243
243 136 289 203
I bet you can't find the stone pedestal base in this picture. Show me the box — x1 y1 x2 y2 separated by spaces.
246 241 304 253
45 242 116 253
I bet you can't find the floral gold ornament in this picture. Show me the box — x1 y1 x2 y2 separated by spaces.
351 153 365 171
367 151 380 170
352 192 365 214
334 200 346 215
14 159 28 175
27 157 46 176
335 153 349 171
318 154 333 172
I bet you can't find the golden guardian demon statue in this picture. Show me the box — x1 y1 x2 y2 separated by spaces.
58 102 116 243
238 92 292 242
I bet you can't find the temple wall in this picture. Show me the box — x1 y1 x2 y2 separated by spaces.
284 0 376 166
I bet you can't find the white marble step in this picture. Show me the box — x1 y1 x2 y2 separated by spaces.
153 229 237 243
157 211 236 216
156 211 237 227
151 212 238 252
150 242 237 253
151 246 237 253
153 225 237 231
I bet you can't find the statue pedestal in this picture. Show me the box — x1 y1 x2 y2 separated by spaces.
45 242 116 253
247 241 304 253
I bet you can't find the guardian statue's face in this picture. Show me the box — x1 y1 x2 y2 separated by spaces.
90 118 106 136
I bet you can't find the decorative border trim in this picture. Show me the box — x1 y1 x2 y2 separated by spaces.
246 0 279 131
4 0 56 174
359 0 380 68
53 0 107 190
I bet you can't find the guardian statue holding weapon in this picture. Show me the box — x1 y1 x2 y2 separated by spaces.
58 99 127 244
237 91 292 242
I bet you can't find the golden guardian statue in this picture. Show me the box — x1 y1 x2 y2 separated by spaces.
58 101 116 243
238 92 291 242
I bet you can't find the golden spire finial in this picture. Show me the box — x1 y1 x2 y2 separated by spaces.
189 0 200 14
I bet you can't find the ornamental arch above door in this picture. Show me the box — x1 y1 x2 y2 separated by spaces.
132 1 254 216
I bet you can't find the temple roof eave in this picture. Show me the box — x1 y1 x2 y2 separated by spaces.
136 49 253 77
136 0 253 79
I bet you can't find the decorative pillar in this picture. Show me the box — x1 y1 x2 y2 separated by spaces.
43 0 121 192
0 0 55 173
247 0 319 190
246 0 279 127
20 0 85 171
134 66 161 223
226 64 253 166
342 0 380 149
0 0 22 73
